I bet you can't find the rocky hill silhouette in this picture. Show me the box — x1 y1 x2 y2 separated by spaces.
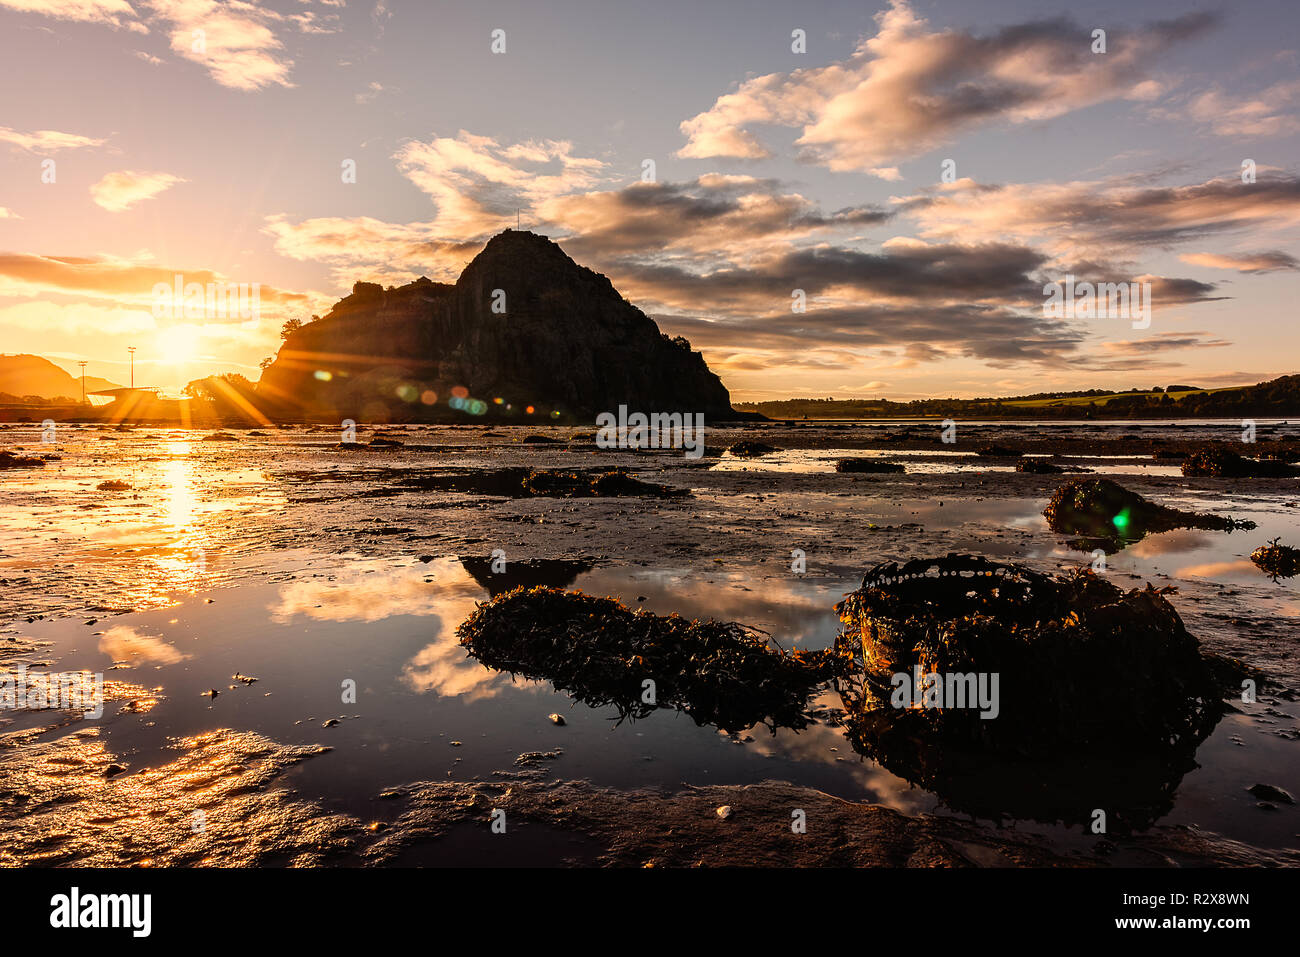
258 230 739 423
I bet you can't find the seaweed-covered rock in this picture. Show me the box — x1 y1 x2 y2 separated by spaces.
1043 478 1252 545
0 450 45 469
726 441 781 458
833 555 1225 757
1251 538 1300 580
457 587 848 733
835 458 905 474
1182 446 1300 478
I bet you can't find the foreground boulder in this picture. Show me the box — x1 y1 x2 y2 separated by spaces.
1044 477 1252 545
833 555 1227 757
457 587 847 733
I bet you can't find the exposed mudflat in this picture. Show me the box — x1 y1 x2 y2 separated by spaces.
1 419 1297 866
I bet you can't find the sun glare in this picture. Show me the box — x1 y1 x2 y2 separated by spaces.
155 326 200 367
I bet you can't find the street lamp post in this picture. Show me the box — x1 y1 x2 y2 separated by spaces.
127 347 135 389
78 361 87 404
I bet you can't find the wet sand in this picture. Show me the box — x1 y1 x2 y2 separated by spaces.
1 420 1298 866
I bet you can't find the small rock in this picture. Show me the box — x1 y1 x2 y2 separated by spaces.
716 805 732 819
1248 783 1295 805
548 713 566 726
322 719 340 728
201 688 219 698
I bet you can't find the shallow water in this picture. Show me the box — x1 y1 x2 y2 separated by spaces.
2 422 1298 864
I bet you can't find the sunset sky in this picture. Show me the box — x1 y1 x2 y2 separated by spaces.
1 0 1297 400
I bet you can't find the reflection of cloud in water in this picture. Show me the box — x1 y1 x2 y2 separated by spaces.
740 705 935 816
402 633 541 702
1175 560 1259 579
583 568 845 649
1127 529 1214 557
98 625 188 665
269 557 480 623
268 557 521 700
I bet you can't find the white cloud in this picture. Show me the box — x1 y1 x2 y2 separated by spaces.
89 169 186 211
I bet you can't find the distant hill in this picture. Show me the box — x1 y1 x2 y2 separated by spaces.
258 229 739 423
0 354 121 401
737 375 1300 420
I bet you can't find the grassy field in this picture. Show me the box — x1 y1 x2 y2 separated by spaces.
1002 387 1232 408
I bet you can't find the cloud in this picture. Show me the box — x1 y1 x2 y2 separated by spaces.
655 301 1083 369
0 126 106 152
354 80 382 104
1098 331 1231 356
1159 80 1300 138
395 130 607 236
607 237 1049 317
0 251 312 311
0 0 140 27
144 0 295 91
1179 250 1299 274
89 169 185 211
896 172 1300 258
539 175 892 261
678 0 1215 172
262 214 480 285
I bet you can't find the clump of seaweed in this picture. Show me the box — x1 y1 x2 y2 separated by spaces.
1015 459 1092 474
1043 477 1252 545
399 467 687 498
1252 538 1300 581
521 469 686 498
95 480 131 492
833 554 1227 758
727 441 781 458
976 444 1021 458
457 586 850 734
0 450 45 469
1182 446 1300 478
835 458 905 474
